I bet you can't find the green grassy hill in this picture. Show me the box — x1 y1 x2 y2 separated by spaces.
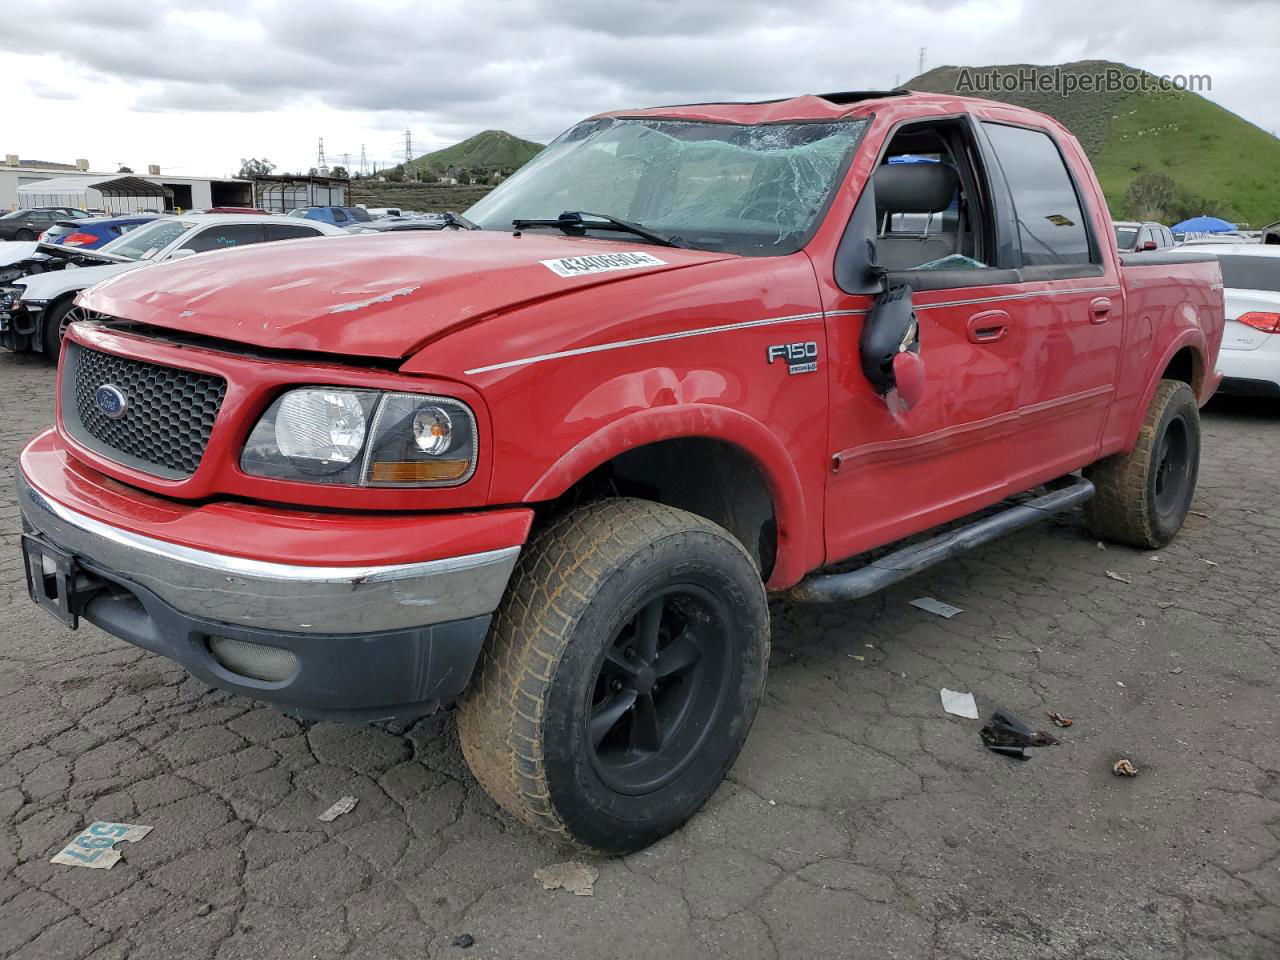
415 129 544 175
907 60 1280 227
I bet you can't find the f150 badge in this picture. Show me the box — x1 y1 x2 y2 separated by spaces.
767 341 819 375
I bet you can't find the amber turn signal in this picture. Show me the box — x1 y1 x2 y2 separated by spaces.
368 460 470 483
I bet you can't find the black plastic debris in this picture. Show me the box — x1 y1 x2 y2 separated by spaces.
980 706 1060 760
452 934 476 949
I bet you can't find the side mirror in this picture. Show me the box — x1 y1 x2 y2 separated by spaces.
860 283 925 410
1141 240 1158 251
168 248 196 260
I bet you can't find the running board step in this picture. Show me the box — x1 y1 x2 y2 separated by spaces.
789 478 1095 603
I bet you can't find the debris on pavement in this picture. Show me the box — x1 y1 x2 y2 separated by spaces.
1116 681 1126 688
195 903 212 917
50 821 153 870
1105 570 1132 584
318 795 359 822
534 861 600 896
1096 541 1107 550
1200 558 1219 567
1047 710 1074 728
940 688 979 720
452 934 476 949
1113 758 1139 777
979 707 1060 760
1170 667 1184 675
911 597 964 618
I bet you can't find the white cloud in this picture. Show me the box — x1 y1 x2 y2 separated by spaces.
0 0 1275 177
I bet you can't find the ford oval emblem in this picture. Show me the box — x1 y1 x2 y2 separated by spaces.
95 385 128 420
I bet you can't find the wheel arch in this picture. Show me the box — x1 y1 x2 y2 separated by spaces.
522 405 812 588
1124 335 1208 447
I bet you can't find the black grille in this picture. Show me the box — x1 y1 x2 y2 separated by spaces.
65 343 226 478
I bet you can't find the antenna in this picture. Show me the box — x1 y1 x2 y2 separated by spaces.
918 47 926 75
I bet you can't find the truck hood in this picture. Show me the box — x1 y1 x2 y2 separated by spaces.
80 231 737 360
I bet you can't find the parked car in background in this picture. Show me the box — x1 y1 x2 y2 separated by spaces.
1176 243 1280 397
363 207 402 218
1261 221 1280 246
287 205 374 227
0 214 345 359
1113 220 1175 253
345 217 446 233
39 215 162 250
0 207 91 241
188 207 274 215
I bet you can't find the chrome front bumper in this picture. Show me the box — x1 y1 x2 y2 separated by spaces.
17 471 520 636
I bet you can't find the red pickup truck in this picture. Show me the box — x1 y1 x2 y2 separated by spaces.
18 90 1223 853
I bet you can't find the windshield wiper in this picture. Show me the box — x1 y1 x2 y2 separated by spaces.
511 211 688 249
441 211 481 231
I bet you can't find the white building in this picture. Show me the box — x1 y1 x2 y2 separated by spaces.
0 156 254 212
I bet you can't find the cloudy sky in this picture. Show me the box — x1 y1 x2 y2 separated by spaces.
2 0 1276 177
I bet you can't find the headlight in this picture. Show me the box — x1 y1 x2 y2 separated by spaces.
273 389 368 471
241 388 478 487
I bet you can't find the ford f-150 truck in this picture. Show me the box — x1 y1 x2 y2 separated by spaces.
17 91 1223 853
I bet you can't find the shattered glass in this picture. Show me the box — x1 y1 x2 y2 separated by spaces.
466 118 866 255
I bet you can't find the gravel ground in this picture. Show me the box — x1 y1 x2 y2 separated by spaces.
1 349 1277 959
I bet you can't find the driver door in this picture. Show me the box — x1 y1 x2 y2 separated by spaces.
819 116 1023 563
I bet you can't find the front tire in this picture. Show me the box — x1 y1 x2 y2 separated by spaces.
1084 379 1200 548
14 229 34 241
457 498 769 853
41 300 75 363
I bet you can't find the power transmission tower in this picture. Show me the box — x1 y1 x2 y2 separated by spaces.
404 129 414 180
316 137 328 175
341 152 350 172
918 47 926 75
359 144 367 177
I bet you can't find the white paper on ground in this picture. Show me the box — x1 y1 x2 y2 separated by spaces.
911 597 964 618
940 688 980 720
318 796 359 822
50 822 153 870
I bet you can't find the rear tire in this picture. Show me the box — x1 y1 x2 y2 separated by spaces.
14 229 34 241
1084 379 1200 548
457 498 769 853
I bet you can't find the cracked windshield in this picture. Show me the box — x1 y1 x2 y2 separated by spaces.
466 117 866 254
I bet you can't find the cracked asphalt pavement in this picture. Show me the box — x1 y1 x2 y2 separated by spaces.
2 350 1278 959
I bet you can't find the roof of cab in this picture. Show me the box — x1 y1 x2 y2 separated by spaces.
592 90 1025 125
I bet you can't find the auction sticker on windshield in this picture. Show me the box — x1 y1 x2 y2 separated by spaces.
540 251 667 278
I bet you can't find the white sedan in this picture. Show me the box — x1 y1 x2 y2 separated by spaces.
1178 243 1280 398
0 214 346 359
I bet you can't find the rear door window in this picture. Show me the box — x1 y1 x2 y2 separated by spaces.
982 122 1093 266
265 224 323 241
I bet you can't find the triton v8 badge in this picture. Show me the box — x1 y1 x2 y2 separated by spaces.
767 341 819 374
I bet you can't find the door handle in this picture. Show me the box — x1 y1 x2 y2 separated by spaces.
1089 297 1113 324
966 309 1010 343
